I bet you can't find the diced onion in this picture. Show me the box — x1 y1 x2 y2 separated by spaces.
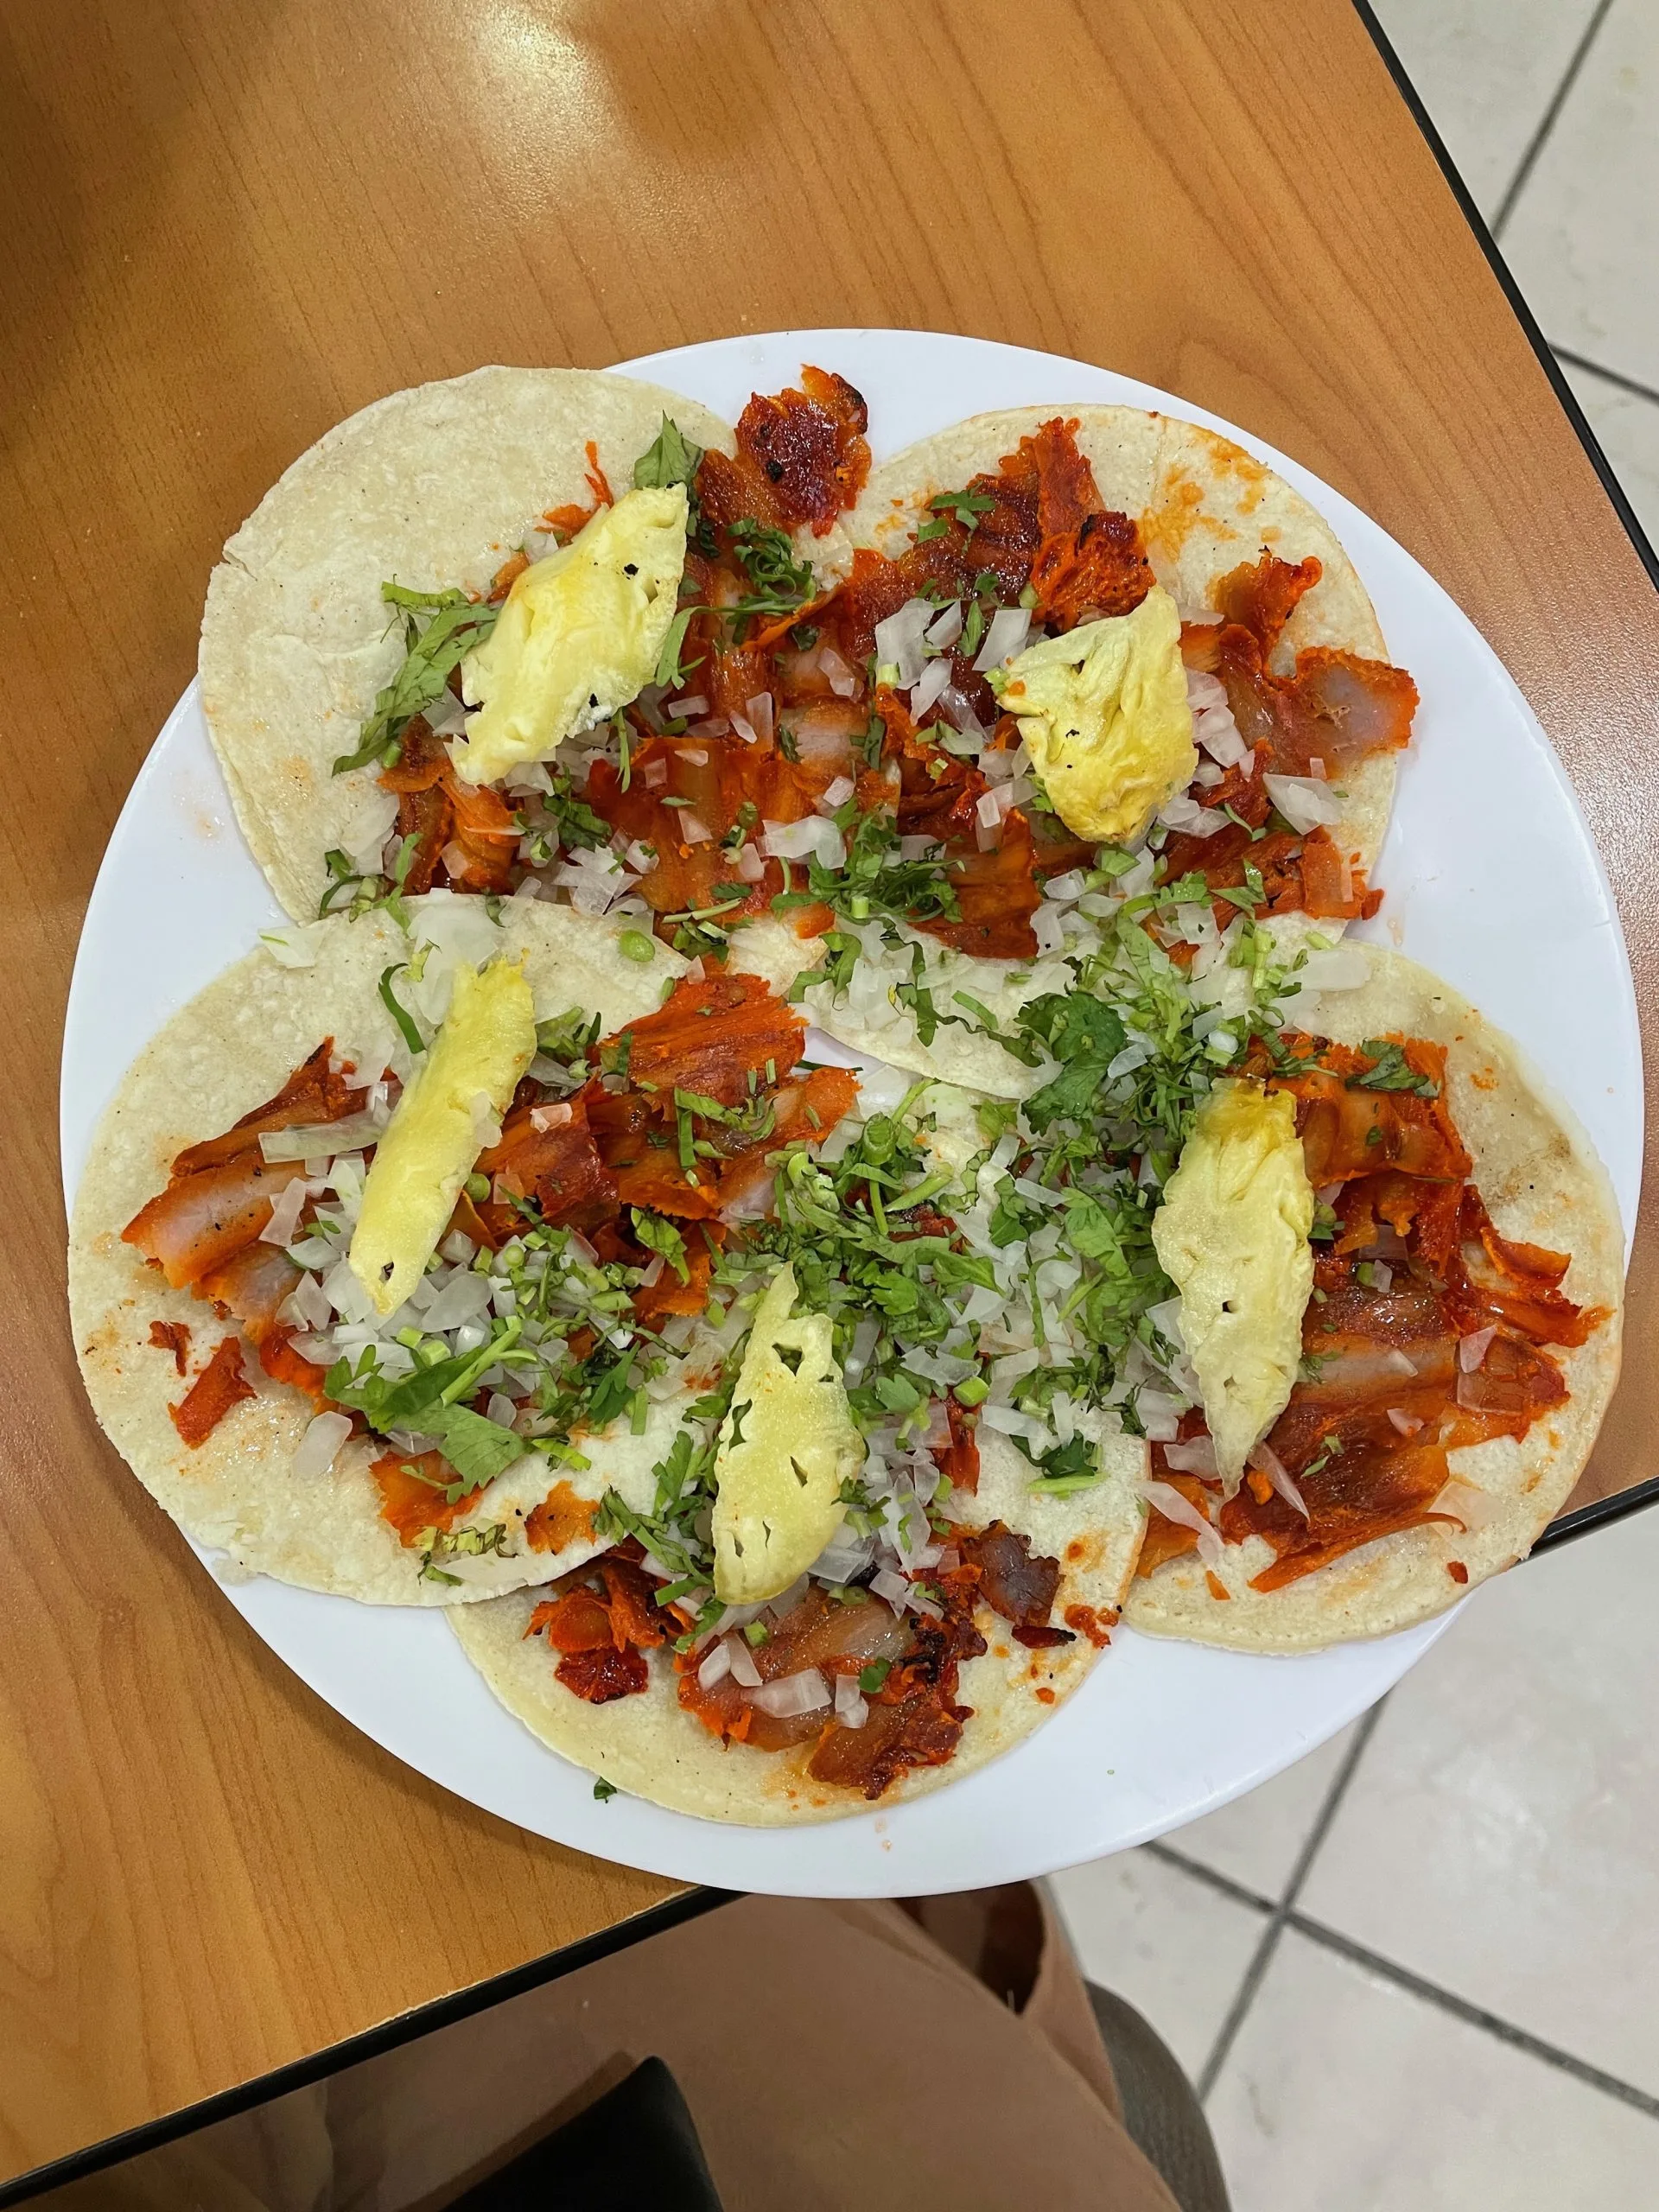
278 1270 334 1332
1194 704 1249 768
697 1639 733 1691
1163 1435 1218 1478
1185 670 1228 711
973 606 1030 671
1032 904 1065 955
834 1674 869 1729
1142 1480 1226 1571
874 598 934 687
735 841 766 882
530 1102 573 1132
255 1175 310 1249
1249 1440 1310 1520
746 692 776 745
644 757 669 789
762 817 845 867
293 1411 353 1478
664 695 708 720
261 1112 388 1161
910 656 953 719
750 1668 830 1718
1459 1325 1497 1372
940 685 990 742
727 1634 763 1688
1433 1476 1502 1529
1386 1407 1425 1437
346 787 399 872
1156 792 1227 838
422 1269 494 1330
817 775 855 813
819 644 858 698
679 813 714 844
1263 773 1344 832
925 600 963 648
624 838 659 874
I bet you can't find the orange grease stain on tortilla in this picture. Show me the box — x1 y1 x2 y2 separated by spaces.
525 1482 600 1554
1034 1686 1056 1705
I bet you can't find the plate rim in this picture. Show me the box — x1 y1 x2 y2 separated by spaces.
57 327 1642 1891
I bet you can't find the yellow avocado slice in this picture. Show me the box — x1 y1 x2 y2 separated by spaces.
711 1264 866 1605
1151 1078 1315 1491
451 485 688 786
1000 584 1196 843
349 960 536 1318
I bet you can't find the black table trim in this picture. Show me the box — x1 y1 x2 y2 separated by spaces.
0 1886 737 2208
1353 0 1657 1557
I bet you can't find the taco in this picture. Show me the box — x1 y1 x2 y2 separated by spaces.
1124 946 1622 1649
453 1418 1142 1825
69 893 808 1603
796 408 1419 1096
199 363 874 935
449 1056 1156 1824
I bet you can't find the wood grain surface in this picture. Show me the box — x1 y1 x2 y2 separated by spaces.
3 0 1655 2183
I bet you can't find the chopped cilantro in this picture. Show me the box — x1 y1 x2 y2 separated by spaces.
1349 1040 1440 1097
334 582 499 775
632 416 704 492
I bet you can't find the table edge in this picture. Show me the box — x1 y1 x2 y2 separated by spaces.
0 1887 737 2208
1354 0 1659 1553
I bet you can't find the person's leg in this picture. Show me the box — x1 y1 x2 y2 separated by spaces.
901 1882 1231 2212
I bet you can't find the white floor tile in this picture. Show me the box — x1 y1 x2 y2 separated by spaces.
1298 1505 1659 2095
1208 1929 1659 2212
1560 355 1659 550
1503 0 1659 392
1046 1849 1265 2077
1368 0 1604 219
1164 1724 1359 1904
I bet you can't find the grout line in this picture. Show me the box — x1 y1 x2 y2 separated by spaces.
1281 1700 1388 1912
1491 0 1616 240
1553 344 1659 412
1192 1700 1389 2101
1195 1914 1287 2104
1143 1840 1275 1916
1284 1912 1659 2123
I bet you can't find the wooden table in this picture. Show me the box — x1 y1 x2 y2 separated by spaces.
3 0 1655 2192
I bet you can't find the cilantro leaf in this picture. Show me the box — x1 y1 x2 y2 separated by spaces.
1014 991 1127 1132
632 1208 690 1284
632 416 704 491
1011 1430 1102 1491
423 1402 528 1487
334 583 499 775
1348 1040 1440 1098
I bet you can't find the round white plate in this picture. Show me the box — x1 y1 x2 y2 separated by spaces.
60 331 1641 1895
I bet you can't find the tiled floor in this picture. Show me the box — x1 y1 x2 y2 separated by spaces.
1052 19 1658 2200
1055 1501 1659 2204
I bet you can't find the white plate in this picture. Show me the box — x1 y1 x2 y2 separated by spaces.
60 331 1642 1895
